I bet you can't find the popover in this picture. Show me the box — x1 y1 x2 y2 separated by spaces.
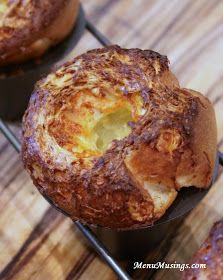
0 0 79 66
22 45 217 230
183 219 223 280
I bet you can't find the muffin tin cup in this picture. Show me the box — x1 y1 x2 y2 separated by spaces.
91 152 220 259
0 5 85 120
91 217 182 260
40 153 220 260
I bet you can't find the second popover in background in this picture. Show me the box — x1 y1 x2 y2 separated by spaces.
0 0 79 66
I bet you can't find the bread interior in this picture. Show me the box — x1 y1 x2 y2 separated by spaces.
93 107 132 152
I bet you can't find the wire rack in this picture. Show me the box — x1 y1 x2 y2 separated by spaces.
0 10 223 280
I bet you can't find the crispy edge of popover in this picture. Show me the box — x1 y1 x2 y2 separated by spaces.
0 0 79 66
183 219 223 280
22 45 217 229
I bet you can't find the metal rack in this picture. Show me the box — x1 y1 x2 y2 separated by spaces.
0 13 223 280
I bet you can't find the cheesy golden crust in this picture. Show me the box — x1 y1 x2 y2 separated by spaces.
183 219 223 280
22 46 217 229
0 0 79 66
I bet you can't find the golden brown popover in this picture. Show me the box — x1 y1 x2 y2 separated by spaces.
0 0 79 66
22 46 217 229
183 219 223 280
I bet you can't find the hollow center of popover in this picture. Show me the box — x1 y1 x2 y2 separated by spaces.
93 107 133 152
48 89 144 160
0 2 7 16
